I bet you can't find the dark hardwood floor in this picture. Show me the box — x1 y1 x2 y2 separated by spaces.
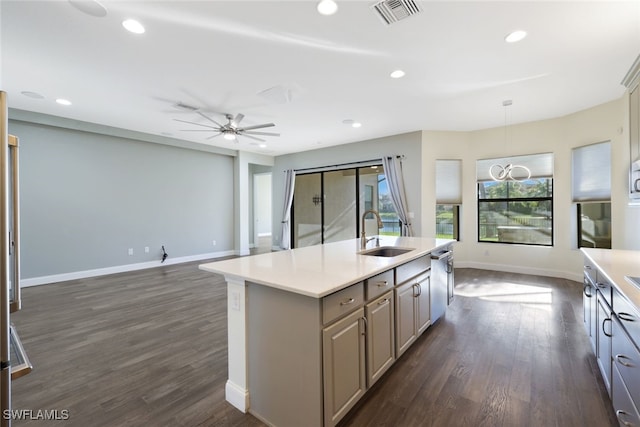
10 264 615 426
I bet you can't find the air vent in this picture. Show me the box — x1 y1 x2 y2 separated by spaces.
371 0 422 25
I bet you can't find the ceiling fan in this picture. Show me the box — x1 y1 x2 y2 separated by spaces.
174 111 279 143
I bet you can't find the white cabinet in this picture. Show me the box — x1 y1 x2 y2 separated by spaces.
365 291 395 387
596 291 612 396
323 308 366 427
395 271 430 358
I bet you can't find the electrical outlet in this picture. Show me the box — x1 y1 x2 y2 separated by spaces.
128 248 133 256
484 250 490 256
212 240 217 246
231 291 240 311
144 246 149 253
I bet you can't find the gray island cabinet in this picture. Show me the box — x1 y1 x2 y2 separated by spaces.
200 236 455 427
581 248 640 426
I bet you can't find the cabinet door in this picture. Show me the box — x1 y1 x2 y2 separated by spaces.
417 273 431 335
395 281 417 357
323 308 366 427
596 292 612 397
583 275 597 352
366 291 395 387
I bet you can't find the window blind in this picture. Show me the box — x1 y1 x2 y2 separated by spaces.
572 141 611 202
436 159 462 204
476 152 553 182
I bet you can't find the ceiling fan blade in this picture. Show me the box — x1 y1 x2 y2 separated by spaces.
174 118 220 130
196 111 225 127
180 129 220 132
239 123 275 131
233 113 245 127
241 134 266 142
206 132 224 140
242 131 280 137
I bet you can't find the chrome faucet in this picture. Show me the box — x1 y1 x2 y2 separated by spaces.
361 210 383 249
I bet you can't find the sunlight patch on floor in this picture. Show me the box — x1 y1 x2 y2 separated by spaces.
456 282 553 305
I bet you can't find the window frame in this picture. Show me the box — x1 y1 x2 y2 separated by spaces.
476 178 554 247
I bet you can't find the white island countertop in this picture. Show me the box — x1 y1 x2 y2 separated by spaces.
581 248 640 310
199 236 455 298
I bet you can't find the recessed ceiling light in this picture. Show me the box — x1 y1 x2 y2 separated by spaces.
390 70 405 79
317 0 338 16
122 19 145 34
505 30 527 43
352 122 362 128
259 143 267 148
21 91 44 99
56 98 72 106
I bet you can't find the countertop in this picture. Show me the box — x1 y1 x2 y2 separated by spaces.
581 248 640 311
199 236 455 298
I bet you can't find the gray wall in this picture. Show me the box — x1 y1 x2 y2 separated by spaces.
272 131 422 248
9 119 235 279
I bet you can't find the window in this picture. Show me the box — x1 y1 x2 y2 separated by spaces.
435 160 462 240
572 141 611 249
477 153 554 246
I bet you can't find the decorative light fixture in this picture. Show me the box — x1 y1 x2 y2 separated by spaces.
490 100 531 182
317 0 338 16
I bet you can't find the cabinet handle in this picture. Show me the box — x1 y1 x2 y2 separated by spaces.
376 281 388 288
619 312 636 322
340 298 355 306
615 354 635 368
378 298 389 306
585 265 592 270
616 410 634 427
583 282 592 298
413 283 422 297
361 317 368 336
597 282 608 289
602 318 612 338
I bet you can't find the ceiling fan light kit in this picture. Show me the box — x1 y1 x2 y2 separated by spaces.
175 111 279 144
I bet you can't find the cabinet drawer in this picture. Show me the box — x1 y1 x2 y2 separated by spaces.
613 316 640 408
614 288 640 346
323 282 364 325
396 255 430 285
366 270 394 300
583 259 597 287
595 272 613 307
612 364 640 427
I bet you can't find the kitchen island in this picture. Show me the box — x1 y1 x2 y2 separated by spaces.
199 236 455 427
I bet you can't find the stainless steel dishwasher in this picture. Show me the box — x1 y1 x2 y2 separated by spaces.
431 248 454 322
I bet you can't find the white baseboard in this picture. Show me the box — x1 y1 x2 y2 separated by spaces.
225 380 249 413
21 250 236 288
455 260 582 283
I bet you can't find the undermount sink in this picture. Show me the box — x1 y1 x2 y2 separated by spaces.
359 246 415 257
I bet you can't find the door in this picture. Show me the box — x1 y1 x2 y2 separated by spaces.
323 170 356 243
416 273 431 335
323 308 366 427
596 292 612 396
253 172 272 249
395 281 417 357
365 291 395 386
293 174 322 247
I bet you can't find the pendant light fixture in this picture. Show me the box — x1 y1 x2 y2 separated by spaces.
489 100 531 182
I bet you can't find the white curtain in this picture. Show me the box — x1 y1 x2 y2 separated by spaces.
382 156 413 236
280 169 296 249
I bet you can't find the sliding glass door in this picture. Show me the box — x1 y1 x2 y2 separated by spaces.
292 164 398 248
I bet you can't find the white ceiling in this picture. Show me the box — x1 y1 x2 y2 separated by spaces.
2 1 640 156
